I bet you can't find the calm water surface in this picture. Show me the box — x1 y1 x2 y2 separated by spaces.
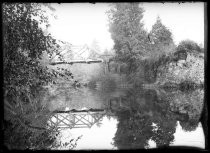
42 64 205 150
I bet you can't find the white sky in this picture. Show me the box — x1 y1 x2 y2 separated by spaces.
141 2 204 46
48 3 113 52
47 2 204 51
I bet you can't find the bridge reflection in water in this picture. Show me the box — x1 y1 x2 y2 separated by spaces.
47 110 108 131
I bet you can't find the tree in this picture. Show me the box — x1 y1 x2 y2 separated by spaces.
3 3 74 149
3 3 58 95
140 17 176 83
148 16 175 59
4 3 50 114
107 3 148 72
150 16 173 45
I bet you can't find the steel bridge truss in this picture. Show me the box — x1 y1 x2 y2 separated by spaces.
47 111 106 131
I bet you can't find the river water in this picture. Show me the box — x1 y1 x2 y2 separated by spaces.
40 63 205 150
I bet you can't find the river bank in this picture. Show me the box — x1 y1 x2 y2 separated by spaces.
142 50 204 90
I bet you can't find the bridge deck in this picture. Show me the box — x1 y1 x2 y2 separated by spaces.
50 59 103 65
47 110 106 130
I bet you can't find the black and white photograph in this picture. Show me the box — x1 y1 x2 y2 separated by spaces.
3 2 206 150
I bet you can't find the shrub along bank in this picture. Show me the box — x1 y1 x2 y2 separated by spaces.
154 49 204 90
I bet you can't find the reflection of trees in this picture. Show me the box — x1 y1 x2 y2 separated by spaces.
112 89 177 149
158 89 204 132
161 89 204 122
151 119 176 147
113 110 153 149
4 102 79 150
4 112 59 150
179 119 199 132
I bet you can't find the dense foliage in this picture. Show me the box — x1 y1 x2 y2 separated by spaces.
111 87 203 149
107 3 176 83
112 89 178 149
148 16 176 60
150 17 173 45
176 39 203 53
4 3 55 110
108 6 203 86
107 3 149 72
3 3 74 150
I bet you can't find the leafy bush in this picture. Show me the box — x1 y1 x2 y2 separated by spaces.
179 119 199 132
177 39 202 53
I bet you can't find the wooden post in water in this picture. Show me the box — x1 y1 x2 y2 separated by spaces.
107 60 110 73
117 64 121 75
104 59 109 74
104 61 107 74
